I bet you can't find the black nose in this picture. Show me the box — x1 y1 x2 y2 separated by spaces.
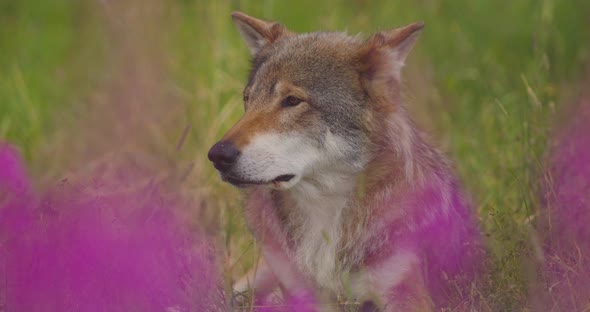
208 141 240 172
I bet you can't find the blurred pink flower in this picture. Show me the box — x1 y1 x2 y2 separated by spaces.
535 99 590 310
0 144 221 311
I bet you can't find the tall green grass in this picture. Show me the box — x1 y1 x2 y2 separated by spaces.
0 0 105 161
2 0 589 309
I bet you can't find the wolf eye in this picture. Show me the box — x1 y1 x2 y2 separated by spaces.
243 94 249 103
281 96 303 107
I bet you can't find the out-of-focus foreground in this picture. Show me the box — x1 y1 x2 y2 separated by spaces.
1 0 590 310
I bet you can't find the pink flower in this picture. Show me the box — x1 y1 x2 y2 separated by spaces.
0 144 222 311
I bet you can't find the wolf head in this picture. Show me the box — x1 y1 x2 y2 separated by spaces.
208 12 423 189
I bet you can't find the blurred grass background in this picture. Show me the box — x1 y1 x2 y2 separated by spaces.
1 0 589 309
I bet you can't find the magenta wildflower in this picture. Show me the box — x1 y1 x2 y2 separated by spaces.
0 144 221 311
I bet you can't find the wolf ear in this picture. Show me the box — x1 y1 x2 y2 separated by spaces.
360 22 424 107
362 22 424 79
231 12 292 55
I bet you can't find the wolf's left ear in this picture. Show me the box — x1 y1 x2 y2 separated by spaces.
231 12 292 55
361 22 424 79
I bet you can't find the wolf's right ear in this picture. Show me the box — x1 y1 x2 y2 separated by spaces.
231 12 292 55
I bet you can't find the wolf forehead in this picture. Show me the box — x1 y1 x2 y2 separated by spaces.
245 32 368 101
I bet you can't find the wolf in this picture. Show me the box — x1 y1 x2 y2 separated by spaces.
208 12 483 311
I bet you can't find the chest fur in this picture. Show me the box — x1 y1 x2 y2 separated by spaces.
276 178 358 291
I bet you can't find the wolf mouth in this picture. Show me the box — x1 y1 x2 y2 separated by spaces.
222 174 295 187
273 174 295 182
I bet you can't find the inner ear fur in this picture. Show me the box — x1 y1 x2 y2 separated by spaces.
231 11 293 55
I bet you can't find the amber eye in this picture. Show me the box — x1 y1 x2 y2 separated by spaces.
281 96 303 107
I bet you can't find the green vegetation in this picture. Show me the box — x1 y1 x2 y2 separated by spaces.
2 0 589 309
0 0 105 161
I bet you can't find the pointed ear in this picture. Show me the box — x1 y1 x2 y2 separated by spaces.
362 21 424 78
231 12 292 55
359 22 424 108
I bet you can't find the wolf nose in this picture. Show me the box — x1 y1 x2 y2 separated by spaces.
208 141 240 172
